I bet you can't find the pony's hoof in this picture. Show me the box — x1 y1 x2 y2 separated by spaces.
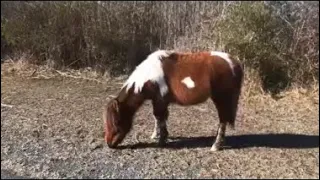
158 143 166 147
210 145 221 152
150 132 160 139
158 139 167 147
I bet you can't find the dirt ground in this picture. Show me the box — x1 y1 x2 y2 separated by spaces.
1 62 319 179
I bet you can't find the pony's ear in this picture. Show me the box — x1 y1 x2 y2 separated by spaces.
109 98 119 113
117 87 128 103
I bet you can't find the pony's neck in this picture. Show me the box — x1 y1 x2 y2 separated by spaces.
117 89 146 118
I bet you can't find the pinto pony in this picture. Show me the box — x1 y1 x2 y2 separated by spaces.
103 50 244 151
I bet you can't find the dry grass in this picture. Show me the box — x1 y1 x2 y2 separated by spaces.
1 60 319 179
1 58 128 85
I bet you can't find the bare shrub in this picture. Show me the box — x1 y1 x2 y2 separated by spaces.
1 1 318 94
213 1 318 94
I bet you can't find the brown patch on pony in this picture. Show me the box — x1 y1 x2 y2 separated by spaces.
162 52 236 105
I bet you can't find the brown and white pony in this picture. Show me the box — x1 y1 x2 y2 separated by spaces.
103 50 244 151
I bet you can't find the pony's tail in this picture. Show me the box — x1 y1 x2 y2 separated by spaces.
228 61 244 129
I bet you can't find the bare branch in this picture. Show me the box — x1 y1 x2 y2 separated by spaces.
1 103 13 108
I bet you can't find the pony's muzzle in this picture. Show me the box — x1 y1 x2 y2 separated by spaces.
107 141 117 148
106 133 124 149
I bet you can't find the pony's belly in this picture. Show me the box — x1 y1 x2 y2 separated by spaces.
172 90 211 106
168 74 212 106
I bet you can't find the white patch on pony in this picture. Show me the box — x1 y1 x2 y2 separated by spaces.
181 76 195 89
122 50 174 96
211 51 235 76
151 115 160 139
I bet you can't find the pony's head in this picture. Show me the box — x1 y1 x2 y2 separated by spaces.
103 98 133 148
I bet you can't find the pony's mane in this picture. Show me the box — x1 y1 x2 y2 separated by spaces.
122 50 174 97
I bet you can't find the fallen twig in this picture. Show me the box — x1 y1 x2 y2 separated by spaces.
108 95 117 98
54 70 104 84
31 74 52 79
29 69 37 77
1 103 13 108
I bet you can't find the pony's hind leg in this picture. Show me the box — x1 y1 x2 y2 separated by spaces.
211 90 240 151
151 99 169 146
211 121 227 151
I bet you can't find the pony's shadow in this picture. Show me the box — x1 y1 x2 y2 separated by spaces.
120 133 319 150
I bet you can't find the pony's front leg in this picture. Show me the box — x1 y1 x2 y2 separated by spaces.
151 100 169 146
150 115 160 139
152 114 168 146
